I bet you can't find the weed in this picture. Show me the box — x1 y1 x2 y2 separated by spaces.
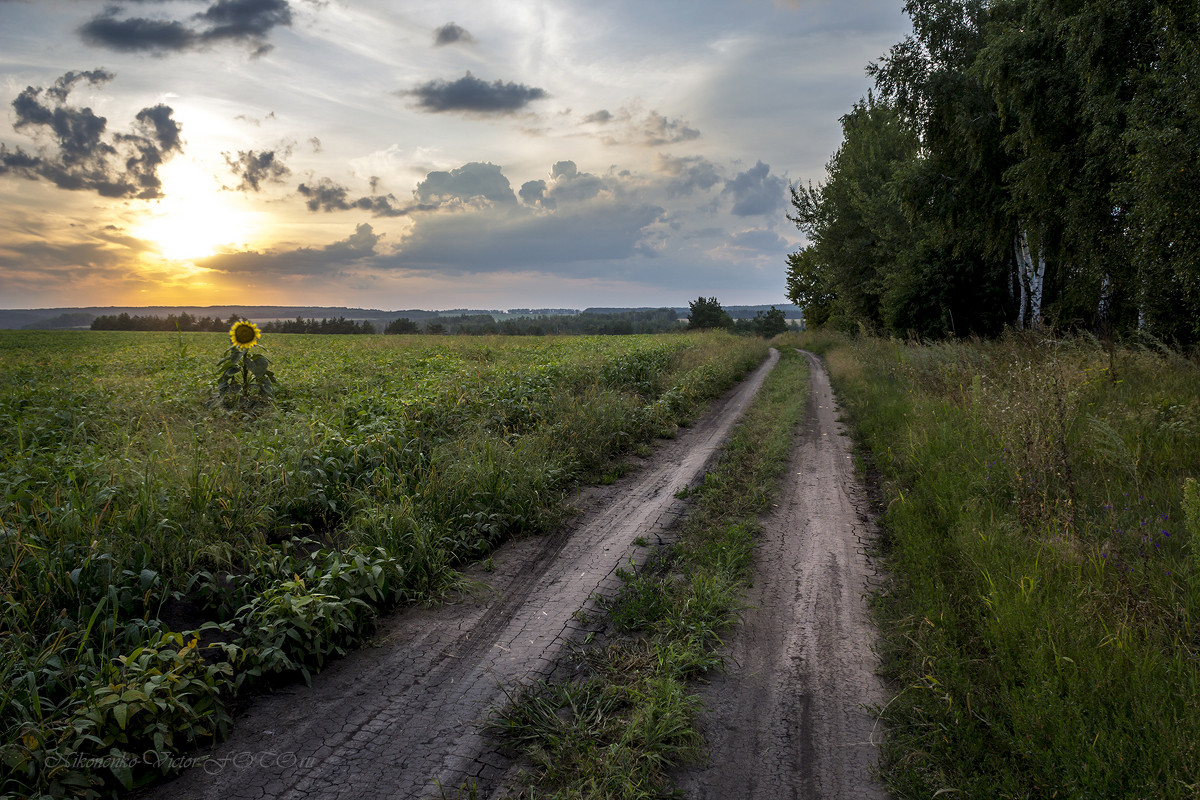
487 348 809 797
799 330 1200 799
0 329 767 797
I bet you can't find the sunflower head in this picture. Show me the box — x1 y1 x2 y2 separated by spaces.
229 320 262 349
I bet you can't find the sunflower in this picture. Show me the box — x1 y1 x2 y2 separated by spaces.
229 320 262 349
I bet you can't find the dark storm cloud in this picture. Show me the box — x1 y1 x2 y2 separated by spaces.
402 72 547 114
433 22 474 46
223 148 290 192
297 177 437 216
198 223 381 277
79 0 293 55
0 71 182 199
722 161 786 216
657 154 722 197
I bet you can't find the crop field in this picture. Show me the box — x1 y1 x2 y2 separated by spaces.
0 329 768 798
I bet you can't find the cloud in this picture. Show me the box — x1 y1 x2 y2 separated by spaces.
414 162 517 206
518 179 546 206
198 222 380 276
657 154 722 197
433 22 474 46
726 228 788 254
0 71 182 199
585 108 702 147
223 148 291 192
641 111 700 146
401 72 548 115
389 201 665 274
722 161 786 216
79 0 293 56
297 177 438 216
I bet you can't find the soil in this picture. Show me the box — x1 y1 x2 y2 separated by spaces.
673 349 889 799
144 349 780 800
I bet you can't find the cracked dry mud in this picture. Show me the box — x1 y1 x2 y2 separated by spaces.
675 349 888 800
147 349 780 800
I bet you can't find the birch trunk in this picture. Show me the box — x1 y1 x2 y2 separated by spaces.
1014 226 1046 330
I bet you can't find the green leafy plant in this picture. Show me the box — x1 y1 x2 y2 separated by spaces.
216 320 276 404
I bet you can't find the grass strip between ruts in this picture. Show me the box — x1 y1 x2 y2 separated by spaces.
483 346 810 800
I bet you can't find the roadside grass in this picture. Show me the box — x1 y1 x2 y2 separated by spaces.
0 330 767 799
486 347 809 799
790 330 1200 799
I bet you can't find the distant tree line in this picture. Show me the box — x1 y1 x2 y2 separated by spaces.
91 312 240 332
789 0 1200 345
686 297 792 338
385 308 684 336
87 305 789 339
90 313 377 334
260 317 376 334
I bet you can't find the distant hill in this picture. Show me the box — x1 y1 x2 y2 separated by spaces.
2 306 455 330
1 303 803 330
584 304 803 320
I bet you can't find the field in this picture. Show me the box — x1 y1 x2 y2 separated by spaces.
0 329 768 798
797 331 1200 798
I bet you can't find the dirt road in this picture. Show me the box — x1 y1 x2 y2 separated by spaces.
148 349 779 800
676 349 888 799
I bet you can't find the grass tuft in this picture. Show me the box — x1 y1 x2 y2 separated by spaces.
486 348 809 798
797 330 1200 799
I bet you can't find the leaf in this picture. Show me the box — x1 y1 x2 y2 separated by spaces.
113 703 129 730
120 688 148 703
110 758 135 790
247 354 269 379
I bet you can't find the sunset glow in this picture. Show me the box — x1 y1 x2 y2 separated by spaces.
0 1 911 310
133 161 257 262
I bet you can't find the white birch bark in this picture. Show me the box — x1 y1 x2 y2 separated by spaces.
1014 226 1046 330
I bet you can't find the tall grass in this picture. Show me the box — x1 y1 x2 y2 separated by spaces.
799 330 1200 799
0 330 766 798
487 348 809 799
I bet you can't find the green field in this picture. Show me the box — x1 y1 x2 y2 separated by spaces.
797 331 1200 799
0 329 767 798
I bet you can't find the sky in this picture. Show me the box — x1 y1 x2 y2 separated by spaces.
0 0 911 311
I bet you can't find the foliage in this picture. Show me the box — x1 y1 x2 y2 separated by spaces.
487 349 809 798
792 0 1200 344
215 322 276 405
809 330 1200 798
261 316 377 335
91 312 240 332
0 329 766 798
732 306 789 338
686 297 733 331
385 316 421 335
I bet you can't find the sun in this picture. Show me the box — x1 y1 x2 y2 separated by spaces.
134 160 255 261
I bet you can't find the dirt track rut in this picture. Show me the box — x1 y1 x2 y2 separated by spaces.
149 349 780 800
676 349 888 799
